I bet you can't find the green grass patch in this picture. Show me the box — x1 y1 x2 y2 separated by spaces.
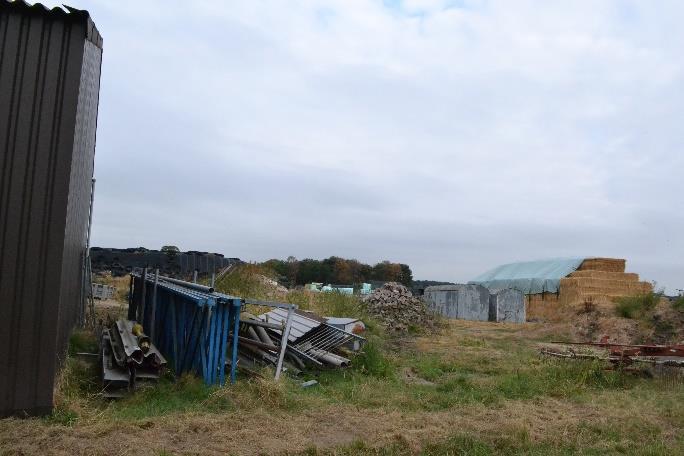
109 375 221 419
67 329 98 355
615 292 660 319
352 338 395 378
494 358 634 400
296 343 642 413
411 354 462 381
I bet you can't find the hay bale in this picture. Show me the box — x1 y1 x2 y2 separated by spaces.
577 258 626 273
560 278 653 295
560 278 652 297
568 271 639 281
523 257 653 322
526 292 563 321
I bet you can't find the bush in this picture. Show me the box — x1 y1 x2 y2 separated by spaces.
672 295 684 312
615 293 660 319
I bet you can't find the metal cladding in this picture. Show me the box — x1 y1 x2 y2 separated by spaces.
424 284 524 323
489 289 525 323
260 308 324 342
0 1 102 417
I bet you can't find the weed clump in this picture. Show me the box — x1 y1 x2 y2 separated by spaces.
287 290 365 318
67 329 98 356
672 295 684 312
352 339 394 378
615 292 660 319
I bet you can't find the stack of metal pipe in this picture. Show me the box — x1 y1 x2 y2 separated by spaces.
238 313 306 375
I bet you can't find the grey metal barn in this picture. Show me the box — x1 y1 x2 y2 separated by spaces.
423 284 526 323
0 1 102 416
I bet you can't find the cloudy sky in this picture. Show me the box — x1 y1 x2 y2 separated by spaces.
49 0 684 291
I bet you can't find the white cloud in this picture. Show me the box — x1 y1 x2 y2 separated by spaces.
38 0 684 291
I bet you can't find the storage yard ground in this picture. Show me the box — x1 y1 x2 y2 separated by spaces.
1 317 682 455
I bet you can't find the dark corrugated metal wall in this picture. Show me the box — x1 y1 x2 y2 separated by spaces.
0 1 102 417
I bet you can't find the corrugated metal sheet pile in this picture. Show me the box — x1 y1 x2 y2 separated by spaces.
101 319 167 398
238 302 367 374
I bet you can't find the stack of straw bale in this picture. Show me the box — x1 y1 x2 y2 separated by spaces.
526 292 560 321
526 258 653 320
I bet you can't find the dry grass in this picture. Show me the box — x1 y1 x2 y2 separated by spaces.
1 318 682 455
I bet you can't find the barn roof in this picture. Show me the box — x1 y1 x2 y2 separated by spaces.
469 258 586 294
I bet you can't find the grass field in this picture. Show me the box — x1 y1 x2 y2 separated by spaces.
1 310 682 455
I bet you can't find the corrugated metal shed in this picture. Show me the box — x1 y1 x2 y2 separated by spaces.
0 0 102 417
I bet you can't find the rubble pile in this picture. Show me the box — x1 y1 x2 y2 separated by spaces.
361 282 434 331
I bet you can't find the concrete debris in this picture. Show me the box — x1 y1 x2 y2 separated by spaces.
361 282 435 332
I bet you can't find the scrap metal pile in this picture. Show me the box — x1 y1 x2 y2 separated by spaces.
100 319 166 397
238 300 366 376
541 336 684 369
99 272 365 394
361 282 434 332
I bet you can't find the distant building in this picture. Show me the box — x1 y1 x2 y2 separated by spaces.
90 247 240 277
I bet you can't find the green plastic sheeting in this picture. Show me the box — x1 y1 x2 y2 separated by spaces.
469 258 586 294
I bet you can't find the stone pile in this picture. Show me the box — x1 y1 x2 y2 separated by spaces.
361 282 434 332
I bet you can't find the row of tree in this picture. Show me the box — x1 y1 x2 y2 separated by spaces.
261 256 413 288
